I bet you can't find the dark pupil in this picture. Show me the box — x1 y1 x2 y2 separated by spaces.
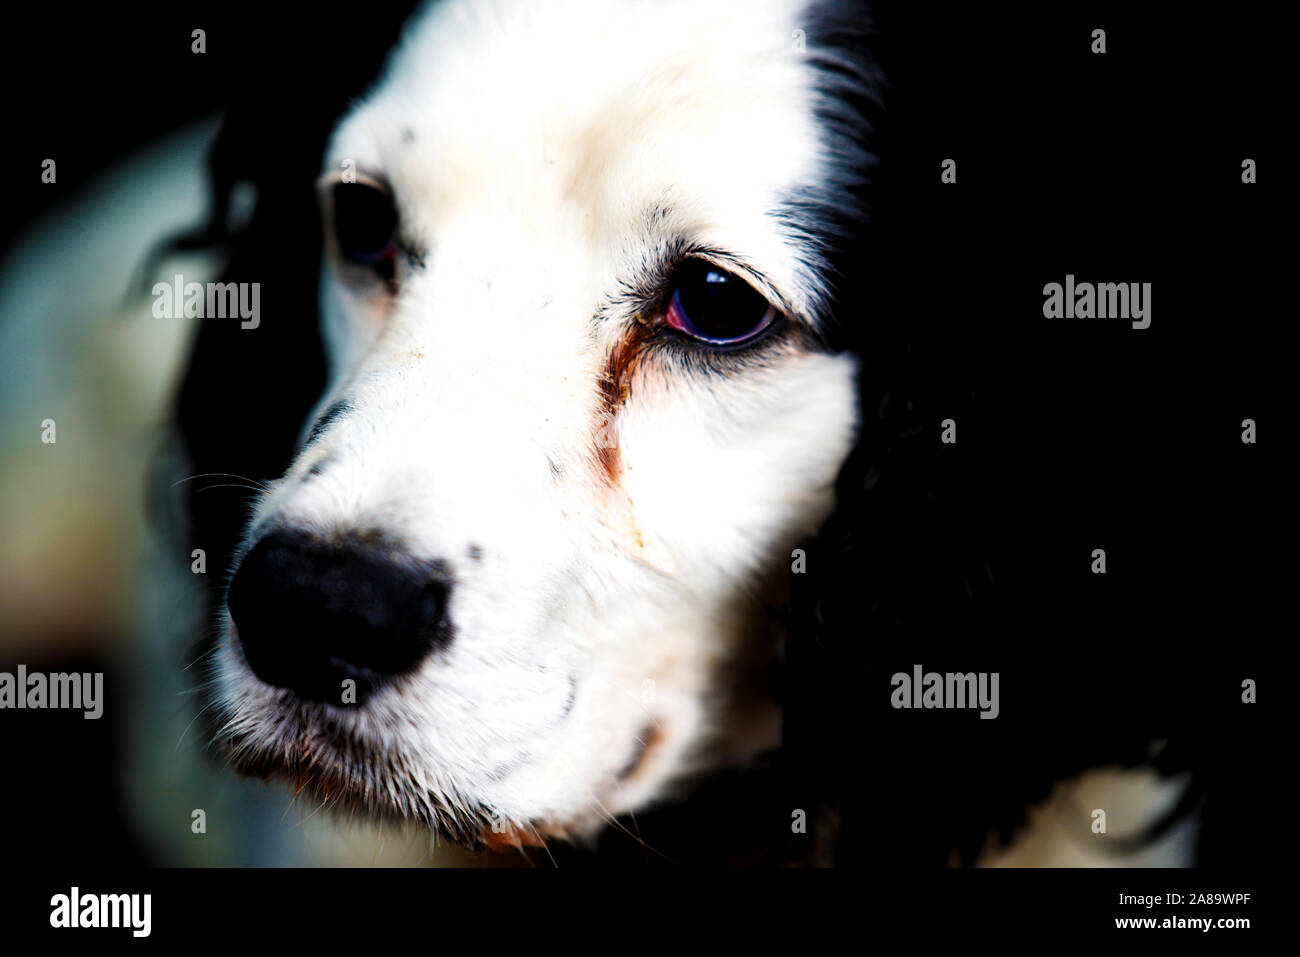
333 183 396 264
676 262 768 340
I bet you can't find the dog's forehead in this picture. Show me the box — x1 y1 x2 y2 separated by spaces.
326 0 828 296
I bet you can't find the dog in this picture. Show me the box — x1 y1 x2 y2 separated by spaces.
206 0 879 851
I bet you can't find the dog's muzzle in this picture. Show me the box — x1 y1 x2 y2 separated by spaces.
226 529 454 705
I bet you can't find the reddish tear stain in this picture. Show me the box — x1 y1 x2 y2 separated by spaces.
596 316 656 485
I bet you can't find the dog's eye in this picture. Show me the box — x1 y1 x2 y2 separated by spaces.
665 261 776 345
332 182 397 269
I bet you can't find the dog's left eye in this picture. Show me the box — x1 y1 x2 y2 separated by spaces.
332 182 397 271
666 261 777 345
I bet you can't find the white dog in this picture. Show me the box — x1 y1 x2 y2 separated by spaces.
209 0 875 849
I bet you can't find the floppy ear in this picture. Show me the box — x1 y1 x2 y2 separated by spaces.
778 271 1005 865
776 216 1235 870
769 13 1213 856
775 282 1206 866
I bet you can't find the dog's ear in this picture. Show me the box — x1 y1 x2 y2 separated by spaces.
775 71 1241 866
772 1 1216 863
778 267 1002 865
776 275 1206 866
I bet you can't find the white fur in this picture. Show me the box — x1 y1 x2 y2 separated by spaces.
213 0 863 843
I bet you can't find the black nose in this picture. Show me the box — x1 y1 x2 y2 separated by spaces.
226 529 453 705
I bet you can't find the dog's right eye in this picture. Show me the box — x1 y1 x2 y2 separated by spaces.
332 183 397 273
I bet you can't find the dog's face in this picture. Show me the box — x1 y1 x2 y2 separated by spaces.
211 0 867 846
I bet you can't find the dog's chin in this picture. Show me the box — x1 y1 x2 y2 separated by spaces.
220 706 441 830
210 646 609 851
216 704 570 850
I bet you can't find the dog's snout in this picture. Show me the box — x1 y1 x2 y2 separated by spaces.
226 529 453 705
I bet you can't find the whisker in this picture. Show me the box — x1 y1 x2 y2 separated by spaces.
175 699 217 751
171 472 273 492
192 483 268 495
590 795 674 864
